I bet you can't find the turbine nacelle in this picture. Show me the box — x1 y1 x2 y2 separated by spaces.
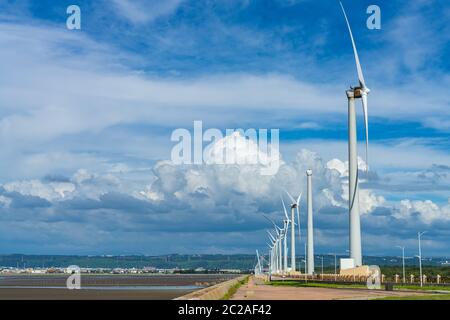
350 86 370 98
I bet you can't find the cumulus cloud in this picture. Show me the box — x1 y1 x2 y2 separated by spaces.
396 199 450 224
0 133 449 254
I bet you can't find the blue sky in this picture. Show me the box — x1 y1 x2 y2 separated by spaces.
0 0 449 257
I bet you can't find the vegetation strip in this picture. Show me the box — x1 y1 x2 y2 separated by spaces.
269 280 450 292
375 294 450 300
221 276 250 300
268 280 366 289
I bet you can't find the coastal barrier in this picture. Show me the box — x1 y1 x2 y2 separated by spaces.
174 275 247 300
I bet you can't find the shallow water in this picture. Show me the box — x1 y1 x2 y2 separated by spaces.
0 285 202 290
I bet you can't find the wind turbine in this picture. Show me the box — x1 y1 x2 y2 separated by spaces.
340 1 371 267
306 169 315 275
268 228 282 274
417 231 426 287
267 231 277 273
285 191 302 272
277 229 282 273
267 240 274 275
264 215 286 274
281 197 292 273
255 250 262 275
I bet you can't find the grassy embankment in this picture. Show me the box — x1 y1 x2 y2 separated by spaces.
221 276 250 300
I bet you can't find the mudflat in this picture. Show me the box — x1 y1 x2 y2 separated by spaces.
0 274 239 300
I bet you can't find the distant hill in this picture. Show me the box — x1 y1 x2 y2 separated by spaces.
1 254 449 270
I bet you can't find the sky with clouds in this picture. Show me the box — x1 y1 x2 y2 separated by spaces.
0 0 449 257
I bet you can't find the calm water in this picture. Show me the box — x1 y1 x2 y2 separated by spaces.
0 285 202 290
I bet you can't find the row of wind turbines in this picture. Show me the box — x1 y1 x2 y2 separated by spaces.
263 169 315 276
256 1 371 276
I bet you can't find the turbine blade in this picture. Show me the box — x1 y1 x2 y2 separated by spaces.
296 206 301 244
267 231 275 242
281 196 289 220
296 192 302 206
361 93 369 171
263 214 272 225
340 1 366 89
273 225 280 236
263 214 278 230
285 190 295 204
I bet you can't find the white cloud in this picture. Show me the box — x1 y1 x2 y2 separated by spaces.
396 199 450 224
0 21 448 149
112 0 183 24
145 134 383 218
294 122 322 130
283 139 450 171
1 133 449 254
3 179 75 201
326 157 367 177
0 195 12 208
325 158 384 215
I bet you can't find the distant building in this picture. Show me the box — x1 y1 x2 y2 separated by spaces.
219 269 241 274
31 269 46 274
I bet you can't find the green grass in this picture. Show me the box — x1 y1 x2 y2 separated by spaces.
394 285 450 291
376 294 450 300
269 280 367 289
220 276 250 300
269 280 450 293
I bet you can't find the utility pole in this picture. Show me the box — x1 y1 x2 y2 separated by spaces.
304 243 307 274
321 256 324 276
417 232 426 287
397 246 406 284
329 253 337 281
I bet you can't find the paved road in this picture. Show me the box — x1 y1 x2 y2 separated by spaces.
231 277 426 300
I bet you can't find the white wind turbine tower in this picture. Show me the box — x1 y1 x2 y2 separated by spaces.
281 197 292 273
268 227 282 273
255 250 262 275
340 1 371 267
267 231 277 273
267 238 275 274
282 218 289 273
264 215 285 274
286 191 302 272
267 243 274 275
306 169 315 274
276 227 283 273
269 214 289 274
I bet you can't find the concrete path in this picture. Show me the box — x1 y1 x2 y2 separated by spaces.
231 276 426 300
